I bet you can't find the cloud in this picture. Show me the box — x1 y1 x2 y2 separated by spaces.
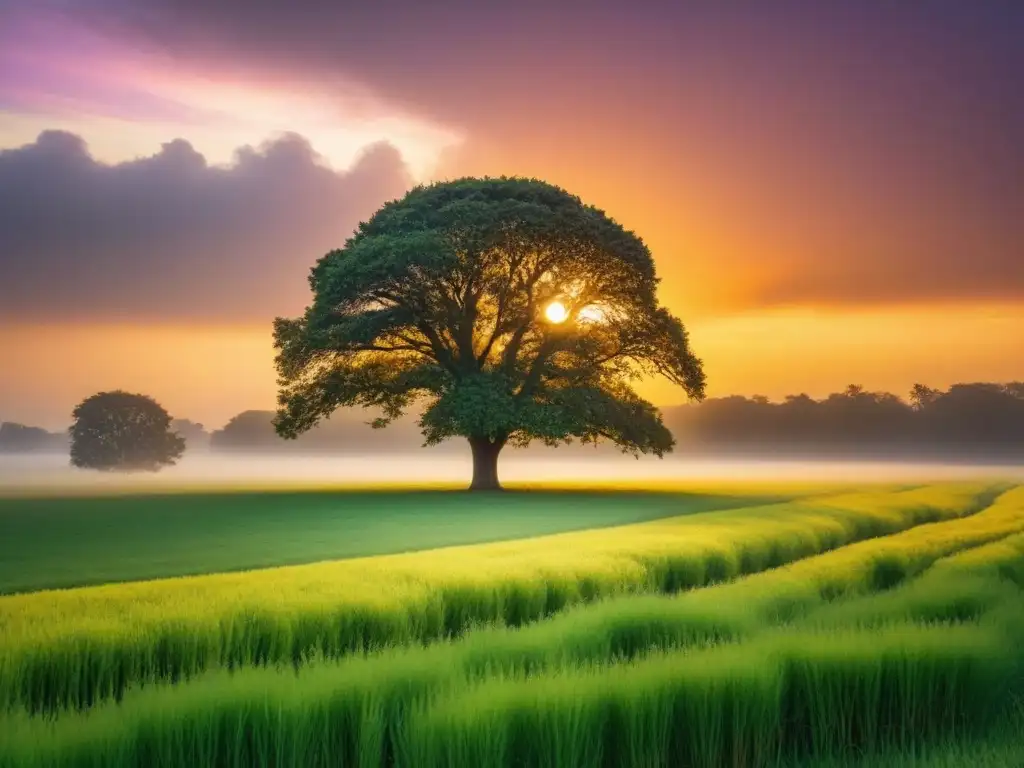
1 1 1022 313
0 4 463 177
35 0 1020 310
0 130 414 322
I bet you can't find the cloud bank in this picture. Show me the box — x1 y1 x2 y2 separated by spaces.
1 0 1022 317
0 131 412 322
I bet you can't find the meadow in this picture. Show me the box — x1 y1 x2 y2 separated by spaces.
0 479 1021 766
0 484 791 594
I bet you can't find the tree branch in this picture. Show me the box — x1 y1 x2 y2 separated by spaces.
393 332 435 355
516 337 559 398
500 262 552 376
477 251 523 365
416 322 459 375
348 343 424 353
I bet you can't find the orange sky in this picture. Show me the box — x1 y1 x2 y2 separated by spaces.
0 2 1021 430
4 303 1023 432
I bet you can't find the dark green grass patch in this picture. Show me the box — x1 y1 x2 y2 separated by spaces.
0 488 784 594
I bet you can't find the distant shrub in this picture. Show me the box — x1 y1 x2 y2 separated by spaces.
69 390 185 472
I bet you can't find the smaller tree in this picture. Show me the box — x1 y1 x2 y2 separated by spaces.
69 391 185 472
909 383 941 411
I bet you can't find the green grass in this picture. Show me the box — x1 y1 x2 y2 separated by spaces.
1 483 1004 715
0 486 792 594
3 501 1022 767
781 697 1024 767
408 621 1018 768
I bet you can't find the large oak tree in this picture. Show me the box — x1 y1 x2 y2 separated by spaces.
274 177 705 489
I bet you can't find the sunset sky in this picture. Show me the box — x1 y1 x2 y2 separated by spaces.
1 0 1021 431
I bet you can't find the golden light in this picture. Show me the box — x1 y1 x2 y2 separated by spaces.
578 305 606 323
544 300 569 323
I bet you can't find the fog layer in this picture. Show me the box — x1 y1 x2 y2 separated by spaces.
1 453 1020 495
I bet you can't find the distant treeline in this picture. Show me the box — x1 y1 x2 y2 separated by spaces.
663 383 1024 460
0 422 67 454
2 382 1022 460
0 419 208 455
205 410 464 455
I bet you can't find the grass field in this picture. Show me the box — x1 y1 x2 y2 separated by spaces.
0 485 799 594
1 480 1021 766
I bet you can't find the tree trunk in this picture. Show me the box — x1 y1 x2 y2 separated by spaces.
469 436 505 491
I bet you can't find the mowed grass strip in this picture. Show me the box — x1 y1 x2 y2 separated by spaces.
0 485 796 594
3 506 1023 767
0 482 1009 714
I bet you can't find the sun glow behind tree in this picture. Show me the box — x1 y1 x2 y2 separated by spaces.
544 300 569 324
273 177 705 490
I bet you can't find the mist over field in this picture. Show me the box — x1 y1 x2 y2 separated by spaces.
2 452 1021 493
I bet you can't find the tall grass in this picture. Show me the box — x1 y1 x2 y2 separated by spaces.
781 694 1024 767
3 618 1019 767
0 483 1008 714
801 530 1024 631
407 529 1024 766
410 500 1024 682
406 622 1017 768
2 498 1022 767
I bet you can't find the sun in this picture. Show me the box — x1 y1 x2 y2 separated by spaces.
544 300 569 323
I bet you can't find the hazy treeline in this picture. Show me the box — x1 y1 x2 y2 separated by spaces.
2 382 1022 459
665 383 1024 460
0 419 207 455
206 410 464 454
0 422 67 453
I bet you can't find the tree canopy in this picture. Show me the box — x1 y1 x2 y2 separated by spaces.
274 177 706 489
69 391 185 472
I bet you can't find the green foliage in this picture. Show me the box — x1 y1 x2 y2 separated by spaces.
274 177 705 465
68 391 185 472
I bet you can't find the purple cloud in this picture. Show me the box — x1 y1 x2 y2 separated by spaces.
0 131 414 322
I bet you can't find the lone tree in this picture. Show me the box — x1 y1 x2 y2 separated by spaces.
69 391 185 472
274 177 706 490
